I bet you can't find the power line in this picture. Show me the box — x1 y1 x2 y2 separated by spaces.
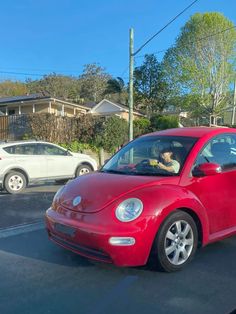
134 25 236 60
0 70 130 82
135 49 167 59
193 25 236 43
0 25 234 80
134 0 200 56
0 70 45 77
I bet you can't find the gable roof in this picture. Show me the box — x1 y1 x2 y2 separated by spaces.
83 101 96 109
90 99 144 116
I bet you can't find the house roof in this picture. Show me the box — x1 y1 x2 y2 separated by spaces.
90 99 144 116
0 93 49 104
0 94 90 111
83 101 96 109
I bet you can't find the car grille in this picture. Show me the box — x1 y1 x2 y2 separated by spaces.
48 231 112 263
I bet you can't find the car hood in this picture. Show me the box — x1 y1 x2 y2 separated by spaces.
70 152 91 159
59 172 179 213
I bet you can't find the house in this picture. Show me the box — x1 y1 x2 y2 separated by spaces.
86 99 144 121
0 94 89 117
0 95 144 121
0 95 144 140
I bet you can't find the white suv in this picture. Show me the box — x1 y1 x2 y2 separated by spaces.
0 140 98 194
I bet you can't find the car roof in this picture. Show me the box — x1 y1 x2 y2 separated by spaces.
143 127 234 138
0 140 59 147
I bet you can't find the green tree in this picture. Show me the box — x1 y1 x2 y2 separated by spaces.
79 63 111 102
0 80 28 97
103 77 128 104
134 54 171 117
105 77 125 94
27 73 80 100
163 12 236 123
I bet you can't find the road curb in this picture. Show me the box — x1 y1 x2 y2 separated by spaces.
0 221 45 239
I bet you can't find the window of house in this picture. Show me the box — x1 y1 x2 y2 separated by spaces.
8 109 16 115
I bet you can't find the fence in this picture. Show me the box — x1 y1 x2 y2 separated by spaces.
0 115 30 141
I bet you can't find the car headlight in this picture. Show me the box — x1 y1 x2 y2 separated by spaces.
115 198 143 222
52 186 65 207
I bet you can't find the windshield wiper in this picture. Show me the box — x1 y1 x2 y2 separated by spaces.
100 169 126 175
134 171 175 176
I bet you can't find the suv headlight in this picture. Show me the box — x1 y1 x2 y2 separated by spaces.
115 198 143 222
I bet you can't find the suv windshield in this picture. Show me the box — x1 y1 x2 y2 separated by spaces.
101 135 197 176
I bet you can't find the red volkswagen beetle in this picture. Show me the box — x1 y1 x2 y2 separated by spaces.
45 127 236 272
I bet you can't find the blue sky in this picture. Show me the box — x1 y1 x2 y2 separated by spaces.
0 0 235 81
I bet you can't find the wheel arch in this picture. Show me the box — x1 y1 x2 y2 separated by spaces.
4 168 29 186
75 162 94 176
176 207 203 247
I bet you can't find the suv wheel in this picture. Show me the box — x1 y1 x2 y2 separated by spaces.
4 171 27 194
76 164 92 176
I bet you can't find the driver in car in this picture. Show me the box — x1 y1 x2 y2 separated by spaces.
149 148 180 174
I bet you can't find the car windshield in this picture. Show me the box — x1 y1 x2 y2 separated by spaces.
101 136 198 176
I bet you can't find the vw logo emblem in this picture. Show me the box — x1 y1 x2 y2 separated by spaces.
73 196 82 206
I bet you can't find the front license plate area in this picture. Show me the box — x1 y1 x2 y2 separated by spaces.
54 223 76 237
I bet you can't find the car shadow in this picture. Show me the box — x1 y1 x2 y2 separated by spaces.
0 228 95 268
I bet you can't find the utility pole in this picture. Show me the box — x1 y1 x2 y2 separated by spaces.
231 79 236 126
127 1 199 140
128 28 134 141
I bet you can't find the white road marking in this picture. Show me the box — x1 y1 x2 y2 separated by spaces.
0 221 45 239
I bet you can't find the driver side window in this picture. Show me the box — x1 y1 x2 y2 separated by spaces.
194 134 236 170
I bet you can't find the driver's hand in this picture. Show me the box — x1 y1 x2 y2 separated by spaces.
149 159 158 166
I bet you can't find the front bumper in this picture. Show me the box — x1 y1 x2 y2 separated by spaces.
45 205 158 267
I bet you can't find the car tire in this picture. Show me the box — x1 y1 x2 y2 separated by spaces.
151 211 198 272
76 164 92 177
4 171 27 194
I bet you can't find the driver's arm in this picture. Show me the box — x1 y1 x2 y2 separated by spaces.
158 161 180 173
149 160 176 173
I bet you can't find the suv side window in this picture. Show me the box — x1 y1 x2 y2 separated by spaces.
3 144 37 155
3 145 17 154
37 144 67 156
194 134 236 170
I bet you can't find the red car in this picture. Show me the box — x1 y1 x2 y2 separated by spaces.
45 127 236 272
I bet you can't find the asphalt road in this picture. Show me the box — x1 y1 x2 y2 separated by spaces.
0 184 236 314
0 227 236 314
0 183 61 229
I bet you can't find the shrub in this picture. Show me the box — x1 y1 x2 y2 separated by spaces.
133 117 151 138
150 114 179 131
93 116 128 153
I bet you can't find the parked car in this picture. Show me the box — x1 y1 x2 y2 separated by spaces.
45 127 236 272
0 140 97 194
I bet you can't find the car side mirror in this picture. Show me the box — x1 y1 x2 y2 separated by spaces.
192 162 222 177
